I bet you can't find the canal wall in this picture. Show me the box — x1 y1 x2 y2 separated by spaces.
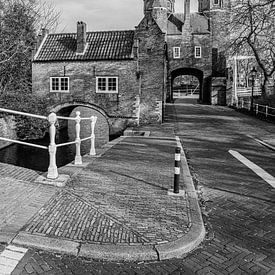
0 115 17 150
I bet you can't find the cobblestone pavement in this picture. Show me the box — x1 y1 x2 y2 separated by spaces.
20 137 189 245
5 103 275 274
0 164 57 243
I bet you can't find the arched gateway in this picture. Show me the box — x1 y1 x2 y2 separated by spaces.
51 102 110 148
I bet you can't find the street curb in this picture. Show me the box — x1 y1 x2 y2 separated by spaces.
11 135 205 262
79 243 158 262
12 232 79 256
155 136 205 260
248 136 275 152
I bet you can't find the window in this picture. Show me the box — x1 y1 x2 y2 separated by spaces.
173 47 180 59
50 77 69 92
213 0 219 5
195 46 202 58
96 77 118 93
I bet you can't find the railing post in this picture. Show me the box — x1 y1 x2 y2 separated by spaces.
256 104 259 115
265 106 268 118
47 113 58 179
241 98 244 109
74 111 82 165
90 116 97 156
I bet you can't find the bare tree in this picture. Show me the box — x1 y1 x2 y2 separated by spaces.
226 0 275 96
0 0 60 138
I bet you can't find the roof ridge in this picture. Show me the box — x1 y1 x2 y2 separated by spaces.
49 30 135 36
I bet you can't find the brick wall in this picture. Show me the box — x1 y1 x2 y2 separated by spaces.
135 15 166 124
0 116 17 149
167 34 212 76
32 60 140 135
68 106 109 148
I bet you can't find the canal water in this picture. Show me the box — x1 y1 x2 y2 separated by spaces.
0 128 91 172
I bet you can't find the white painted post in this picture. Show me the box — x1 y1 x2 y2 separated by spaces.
47 113 58 179
265 106 268 117
256 104 259 115
90 116 97 156
74 111 82 165
241 98 244 109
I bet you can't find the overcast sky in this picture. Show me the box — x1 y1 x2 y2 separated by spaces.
54 0 198 33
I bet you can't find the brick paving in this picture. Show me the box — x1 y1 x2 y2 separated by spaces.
21 137 190 246
0 163 41 182
23 191 148 244
11 185 275 275
3 103 275 274
0 167 57 243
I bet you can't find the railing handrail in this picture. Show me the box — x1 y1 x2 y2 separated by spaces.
0 137 48 150
0 108 98 180
0 107 47 120
56 115 95 121
255 103 275 111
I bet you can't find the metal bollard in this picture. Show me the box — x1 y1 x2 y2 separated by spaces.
174 147 181 194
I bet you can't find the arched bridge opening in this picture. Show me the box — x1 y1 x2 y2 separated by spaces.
51 102 110 149
170 68 210 104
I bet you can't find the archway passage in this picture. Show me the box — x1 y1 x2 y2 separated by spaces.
170 68 207 103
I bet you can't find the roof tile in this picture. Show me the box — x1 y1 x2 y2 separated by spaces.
35 30 135 61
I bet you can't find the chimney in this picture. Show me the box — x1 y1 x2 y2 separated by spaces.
184 0 190 23
77 21 87 54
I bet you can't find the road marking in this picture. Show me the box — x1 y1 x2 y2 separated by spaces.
229 150 275 188
0 245 28 275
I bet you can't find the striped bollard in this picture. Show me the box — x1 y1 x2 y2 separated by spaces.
174 147 181 194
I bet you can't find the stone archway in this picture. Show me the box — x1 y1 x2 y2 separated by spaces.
51 102 110 148
170 68 210 103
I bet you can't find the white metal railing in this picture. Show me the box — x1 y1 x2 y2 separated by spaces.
234 99 275 119
0 108 97 180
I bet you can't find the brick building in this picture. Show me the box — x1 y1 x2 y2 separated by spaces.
32 0 229 139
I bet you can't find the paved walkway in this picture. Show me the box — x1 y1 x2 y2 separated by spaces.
0 164 57 244
0 131 204 263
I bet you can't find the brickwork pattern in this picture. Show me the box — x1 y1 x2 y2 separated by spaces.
0 163 41 182
11 181 275 275
21 137 189 245
23 191 148 244
0 176 56 242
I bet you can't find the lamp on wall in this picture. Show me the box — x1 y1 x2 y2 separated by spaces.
250 66 257 113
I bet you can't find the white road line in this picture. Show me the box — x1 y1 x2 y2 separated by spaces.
229 150 275 188
0 245 28 275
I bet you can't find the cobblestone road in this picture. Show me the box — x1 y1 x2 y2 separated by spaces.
9 104 275 274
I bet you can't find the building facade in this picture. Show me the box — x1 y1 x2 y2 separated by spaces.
32 0 230 138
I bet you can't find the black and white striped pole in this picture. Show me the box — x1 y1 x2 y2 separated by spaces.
174 147 181 194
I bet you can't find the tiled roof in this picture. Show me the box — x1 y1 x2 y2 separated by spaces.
34 30 135 61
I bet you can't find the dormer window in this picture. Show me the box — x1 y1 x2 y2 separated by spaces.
213 0 220 5
173 47 180 59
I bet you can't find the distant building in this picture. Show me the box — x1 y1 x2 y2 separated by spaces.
32 0 231 137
